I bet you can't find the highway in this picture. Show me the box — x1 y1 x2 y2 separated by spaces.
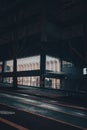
0 90 87 130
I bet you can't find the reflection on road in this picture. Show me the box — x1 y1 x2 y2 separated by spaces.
0 92 87 129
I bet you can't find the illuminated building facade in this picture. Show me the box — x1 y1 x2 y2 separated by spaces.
0 55 62 89
0 54 82 91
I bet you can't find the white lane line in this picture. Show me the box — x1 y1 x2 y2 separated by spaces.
1 91 87 111
0 93 87 119
18 99 87 119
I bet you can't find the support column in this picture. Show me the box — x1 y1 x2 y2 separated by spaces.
2 60 5 83
82 1 87 64
60 59 62 72
40 53 46 88
83 20 87 93
60 59 62 89
40 0 46 88
13 58 17 88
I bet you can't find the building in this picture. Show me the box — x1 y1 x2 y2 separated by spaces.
0 55 62 89
0 0 86 93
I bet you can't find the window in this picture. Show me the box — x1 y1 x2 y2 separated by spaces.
45 78 60 89
3 77 13 84
17 76 40 87
83 68 87 75
4 60 13 72
17 55 40 71
46 55 60 72
62 60 73 68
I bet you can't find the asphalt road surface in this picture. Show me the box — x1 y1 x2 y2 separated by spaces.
0 90 87 130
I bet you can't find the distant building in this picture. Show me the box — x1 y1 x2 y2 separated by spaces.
2 55 61 89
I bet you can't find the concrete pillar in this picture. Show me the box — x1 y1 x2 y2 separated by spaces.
60 59 62 89
40 53 46 87
60 59 62 72
13 58 17 88
2 60 5 83
83 3 87 92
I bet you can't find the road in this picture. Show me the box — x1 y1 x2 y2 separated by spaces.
0 90 87 130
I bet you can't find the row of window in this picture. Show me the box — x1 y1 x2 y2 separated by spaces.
3 76 60 89
0 55 79 89
0 55 75 74
0 55 61 73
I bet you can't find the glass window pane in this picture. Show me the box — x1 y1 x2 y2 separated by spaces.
17 76 40 87
62 60 74 74
46 55 60 72
83 68 87 75
17 55 40 71
4 60 13 72
3 77 13 84
45 78 60 89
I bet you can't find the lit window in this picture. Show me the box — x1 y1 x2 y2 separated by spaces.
46 55 60 72
4 60 13 72
17 55 40 71
83 68 87 75
17 76 40 87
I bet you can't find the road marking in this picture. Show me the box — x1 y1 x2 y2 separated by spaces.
0 117 29 130
19 98 87 119
0 103 86 130
56 102 87 111
1 92 86 119
1 90 87 111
